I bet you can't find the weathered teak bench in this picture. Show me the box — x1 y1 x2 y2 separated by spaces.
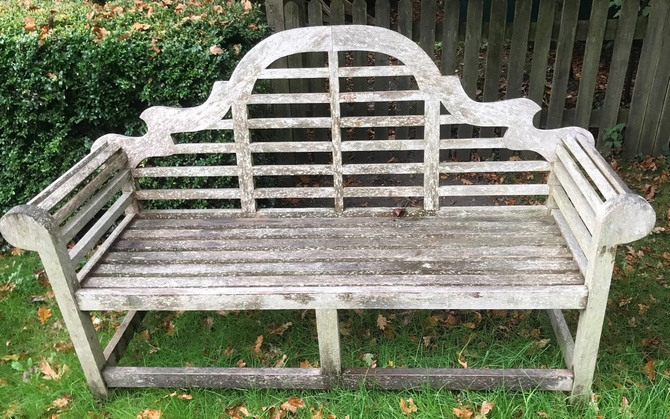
0 26 656 399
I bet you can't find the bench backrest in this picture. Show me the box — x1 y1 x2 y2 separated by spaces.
96 25 592 214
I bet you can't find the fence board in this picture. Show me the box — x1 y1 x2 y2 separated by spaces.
574 0 608 128
396 0 412 141
546 0 580 129
374 0 390 141
654 84 670 156
458 0 483 161
506 0 532 99
642 23 670 156
480 0 507 147
440 0 460 76
285 1 307 148
420 0 437 59
626 0 669 157
528 0 556 114
307 0 329 164
596 0 638 151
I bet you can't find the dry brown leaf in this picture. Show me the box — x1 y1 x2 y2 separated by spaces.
274 354 287 368
666 207 670 224
175 3 186 13
536 412 549 418
248 23 258 30
131 22 151 31
213 4 224 13
460 178 473 185
10 247 22 256
280 397 305 414
236 359 246 368
0 282 15 300
299 359 314 368
479 401 494 415
224 346 234 356
243 0 252 11
24 17 36 32
253 335 263 353
92 26 109 41
38 306 52 324
233 44 240 55
399 398 417 416
54 341 74 353
1 354 24 362
208 45 222 55
310 405 323 419
643 359 656 381
269 322 292 335
376 314 388 331
137 409 162 419
151 34 161 54
452 407 474 418
532 338 550 349
179 393 193 400
0 378 7 386
39 360 68 380
225 403 251 418
52 396 71 408
457 352 468 369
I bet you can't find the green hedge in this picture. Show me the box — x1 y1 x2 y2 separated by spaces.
0 0 268 218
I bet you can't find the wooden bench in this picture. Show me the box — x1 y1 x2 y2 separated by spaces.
0 26 656 400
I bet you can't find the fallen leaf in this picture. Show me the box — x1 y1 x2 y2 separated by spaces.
39 360 68 380
213 4 224 13
643 359 656 381
52 395 72 408
310 406 323 419
536 412 549 418
131 22 151 31
226 403 251 418
619 396 633 418
299 360 314 368
457 352 468 369
38 307 52 324
236 359 246 368
10 247 22 256
453 407 474 418
399 398 417 416
54 341 74 353
0 378 7 386
377 314 388 331
248 23 258 30
92 26 109 41
479 401 495 415
151 34 161 54
24 17 36 32
274 354 287 368
460 178 473 185
175 3 186 13
243 0 252 11
233 44 240 55
253 335 263 353
268 322 292 335
0 282 15 299
280 397 305 413
137 409 162 419
532 338 550 349
1 353 25 362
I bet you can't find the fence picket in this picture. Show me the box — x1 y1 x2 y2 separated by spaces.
625 0 669 157
458 0 483 161
654 84 670 156
506 0 532 100
574 0 608 128
546 0 580 129
528 0 556 124
480 0 507 150
285 1 308 148
396 0 412 142
596 0 638 151
642 16 670 156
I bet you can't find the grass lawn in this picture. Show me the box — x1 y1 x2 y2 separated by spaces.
1 157 669 419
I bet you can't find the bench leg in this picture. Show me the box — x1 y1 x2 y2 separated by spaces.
570 245 617 400
315 309 341 376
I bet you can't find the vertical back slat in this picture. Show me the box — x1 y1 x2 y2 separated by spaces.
328 50 344 212
374 0 391 142
396 0 412 141
625 0 669 157
596 0 637 151
352 0 368 144
528 0 556 126
479 0 507 148
641 24 670 156
424 100 441 211
574 0 608 128
506 0 532 99
233 103 256 212
458 0 483 161
546 0 580 129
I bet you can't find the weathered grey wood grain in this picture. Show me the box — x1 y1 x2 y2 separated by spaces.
440 138 506 149
77 213 135 282
439 161 550 173
424 100 441 210
248 93 330 104
339 66 413 77
173 143 237 154
103 367 573 391
551 210 588 276
506 0 531 99
341 139 424 151
29 143 120 208
438 184 550 197
133 166 239 178
340 91 425 102
69 192 134 264
233 103 256 212
60 169 131 243
547 309 575 370
562 136 616 199
555 146 603 210
103 310 146 367
552 163 596 233
341 163 423 174
551 186 592 254
328 49 344 211
315 309 341 375
573 133 629 194
53 152 128 224
135 189 241 201
249 142 333 153
76 285 588 311
574 0 609 128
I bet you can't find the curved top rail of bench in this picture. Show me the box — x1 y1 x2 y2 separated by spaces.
94 25 593 166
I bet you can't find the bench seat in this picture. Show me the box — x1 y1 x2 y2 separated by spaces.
75 212 588 312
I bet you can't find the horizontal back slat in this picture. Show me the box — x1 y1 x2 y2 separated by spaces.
440 161 551 173
439 184 550 197
133 166 238 178
135 189 240 200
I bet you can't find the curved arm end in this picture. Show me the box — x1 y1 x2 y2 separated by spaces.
0 205 59 252
598 194 656 246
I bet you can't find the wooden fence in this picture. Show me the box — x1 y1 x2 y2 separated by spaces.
264 0 670 158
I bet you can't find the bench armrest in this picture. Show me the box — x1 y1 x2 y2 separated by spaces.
0 142 135 257
549 131 655 250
